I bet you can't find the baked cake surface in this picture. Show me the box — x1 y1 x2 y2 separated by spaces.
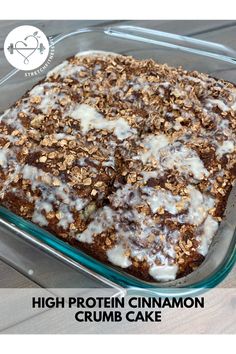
0 52 235 281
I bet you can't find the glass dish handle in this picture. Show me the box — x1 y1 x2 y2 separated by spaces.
105 25 236 62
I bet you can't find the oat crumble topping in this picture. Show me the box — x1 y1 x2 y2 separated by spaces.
0 52 236 281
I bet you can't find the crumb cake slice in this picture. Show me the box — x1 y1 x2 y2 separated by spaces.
0 52 235 281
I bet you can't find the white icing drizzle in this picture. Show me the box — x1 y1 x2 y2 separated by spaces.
46 61 69 78
0 166 21 197
111 182 216 229
183 185 215 226
216 140 235 157
198 215 219 256
53 133 76 141
110 184 141 208
149 264 178 281
1 51 236 283
93 181 218 280
102 156 115 168
161 144 209 180
75 50 118 58
47 61 86 79
142 186 183 215
0 149 8 168
69 103 136 140
0 133 18 143
205 89 236 113
206 98 229 112
21 164 88 229
77 206 115 243
75 198 87 212
29 83 64 114
141 170 159 182
0 107 25 132
77 186 181 280
32 209 48 226
107 244 132 268
30 84 45 96
57 204 75 229
139 134 169 164
186 76 207 87
137 134 209 181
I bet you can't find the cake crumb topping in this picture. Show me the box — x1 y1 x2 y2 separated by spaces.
0 52 235 282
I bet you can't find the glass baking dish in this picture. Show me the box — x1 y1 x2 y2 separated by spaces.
0 24 235 294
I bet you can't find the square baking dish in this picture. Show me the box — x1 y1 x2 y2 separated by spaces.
0 25 235 294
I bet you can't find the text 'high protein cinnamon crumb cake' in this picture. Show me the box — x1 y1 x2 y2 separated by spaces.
0 52 235 282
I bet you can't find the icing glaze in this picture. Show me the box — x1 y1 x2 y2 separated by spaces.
1 52 236 283
70 103 136 140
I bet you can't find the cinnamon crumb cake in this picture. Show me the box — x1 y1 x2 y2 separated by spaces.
0 52 235 281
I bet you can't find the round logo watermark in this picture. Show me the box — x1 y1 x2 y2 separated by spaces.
4 25 52 72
